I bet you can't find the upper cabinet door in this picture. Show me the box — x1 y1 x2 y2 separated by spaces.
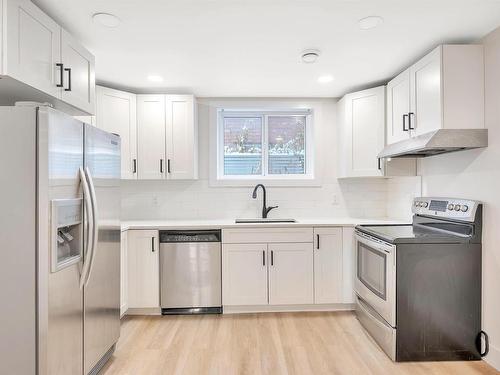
137 95 166 180
60 29 96 114
386 69 411 145
96 86 137 179
268 242 313 305
346 86 385 177
409 46 442 137
165 95 198 180
5 0 61 97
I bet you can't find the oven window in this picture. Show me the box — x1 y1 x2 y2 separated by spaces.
357 242 387 300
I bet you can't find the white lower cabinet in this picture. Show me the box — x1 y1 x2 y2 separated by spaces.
127 230 159 309
268 243 313 305
341 227 356 304
313 227 343 304
222 227 347 308
120 231 128 316
222 243 268 306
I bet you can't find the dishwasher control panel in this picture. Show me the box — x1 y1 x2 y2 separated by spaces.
159 230 221 243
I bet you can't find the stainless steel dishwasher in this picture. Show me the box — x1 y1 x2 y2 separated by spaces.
159 230 222 314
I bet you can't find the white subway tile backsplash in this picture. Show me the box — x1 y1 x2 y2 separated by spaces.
120 178 392 220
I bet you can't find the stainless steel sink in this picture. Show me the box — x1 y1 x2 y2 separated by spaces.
235 218 297 224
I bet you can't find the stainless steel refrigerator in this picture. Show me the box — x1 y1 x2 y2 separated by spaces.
0 105 121 375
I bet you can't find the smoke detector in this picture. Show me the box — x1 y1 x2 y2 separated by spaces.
301 49 320 64
92 13 121 28
358 16 384 30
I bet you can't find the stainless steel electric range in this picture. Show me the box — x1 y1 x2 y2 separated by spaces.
354 197 485 362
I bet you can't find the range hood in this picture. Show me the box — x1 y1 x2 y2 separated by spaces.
378 129 488 158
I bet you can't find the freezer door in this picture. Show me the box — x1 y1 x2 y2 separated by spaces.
83 124 121 374
39 107 85 375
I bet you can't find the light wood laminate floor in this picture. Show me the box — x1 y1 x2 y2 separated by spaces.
101 312 498 375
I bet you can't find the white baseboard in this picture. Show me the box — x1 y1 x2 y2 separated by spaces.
485 342 500 371
125 307 162 316
120 303 128 318
223 303 355 314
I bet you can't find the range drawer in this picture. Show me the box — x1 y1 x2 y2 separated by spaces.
222 227 313 244
355 295 396 360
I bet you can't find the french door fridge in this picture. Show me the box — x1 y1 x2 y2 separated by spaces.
0 105 120 375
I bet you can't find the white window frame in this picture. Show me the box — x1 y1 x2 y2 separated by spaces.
216 109 314 182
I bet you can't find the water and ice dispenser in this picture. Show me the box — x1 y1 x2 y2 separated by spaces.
51 199 83 272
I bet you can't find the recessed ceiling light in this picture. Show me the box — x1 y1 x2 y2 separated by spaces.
147 75 164 83
301 49 320 64
318 75 334 84
92 13 121 28
358 16 384 30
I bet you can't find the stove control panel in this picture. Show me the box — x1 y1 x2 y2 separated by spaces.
412 197 480 222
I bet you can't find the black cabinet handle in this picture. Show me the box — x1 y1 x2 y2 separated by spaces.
262 250 265 266
132 159 137 174
408 112 415 130
151 237 155 252
403 114 409 131
56 63 64 87
271 250 274 266
377 158 382 171
160 159 164 173
64 68 72 91
167 159 171 174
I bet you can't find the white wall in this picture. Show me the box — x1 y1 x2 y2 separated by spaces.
386 176 422 220
121 98 390 220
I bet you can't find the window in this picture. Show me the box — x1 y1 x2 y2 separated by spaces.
218 110 313 180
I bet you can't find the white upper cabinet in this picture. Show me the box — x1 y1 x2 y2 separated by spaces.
166 95 198 179
386 69 411 144
0 0 95 114
337 86 415 178
137 95 166 180
386 45 484 144
4 0 61 97
313 228 343 304
136 94 198 180
96 86 137 179
60 29 95 114
343 86 385 177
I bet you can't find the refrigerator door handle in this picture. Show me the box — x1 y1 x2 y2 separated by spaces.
79 167 94 289
84 167 99 287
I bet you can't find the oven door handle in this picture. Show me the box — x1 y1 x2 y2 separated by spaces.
355 231 395 255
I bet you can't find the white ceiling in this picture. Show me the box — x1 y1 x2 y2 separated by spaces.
34 0 500 97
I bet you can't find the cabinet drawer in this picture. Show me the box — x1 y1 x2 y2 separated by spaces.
222 227 313 244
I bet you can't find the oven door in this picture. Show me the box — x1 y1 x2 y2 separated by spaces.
354 230 396 327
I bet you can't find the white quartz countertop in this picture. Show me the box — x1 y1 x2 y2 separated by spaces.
121 217 409 231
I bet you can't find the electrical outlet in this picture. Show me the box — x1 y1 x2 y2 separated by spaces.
332 194 339 205
152 196 159 206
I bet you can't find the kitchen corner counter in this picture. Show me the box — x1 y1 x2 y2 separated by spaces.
120 218 408 231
